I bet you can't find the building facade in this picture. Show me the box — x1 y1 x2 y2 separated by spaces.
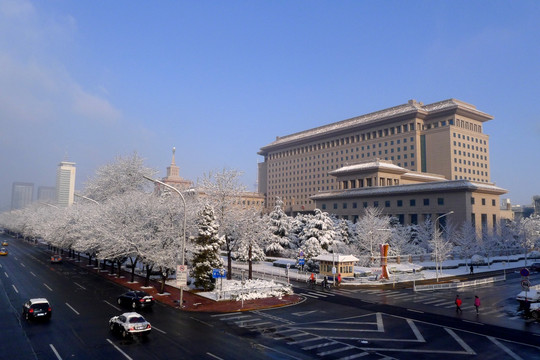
11 182 34 210
258 99 493 214
37 186 57 204
311 159 507 232
56 161 76 207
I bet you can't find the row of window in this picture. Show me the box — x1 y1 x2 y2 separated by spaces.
322 197 446 211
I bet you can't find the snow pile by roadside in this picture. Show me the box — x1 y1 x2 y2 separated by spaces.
198 279 293 301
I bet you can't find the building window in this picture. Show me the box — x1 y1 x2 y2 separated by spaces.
471 197 475 204
410 199 416 206
352 202 357 209
374 201 379 207
482 198 486 205
397 200 403 207
333 203 338 209
437 198 444 205
410 214 418 225
322 204 326 210
423 198 429 206
492 199 496 206
385 201 391 207
398 214 404 224
343 203 347 209
363 202 368 208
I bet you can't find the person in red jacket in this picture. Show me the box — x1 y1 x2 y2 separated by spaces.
455 295 463 313
337 273 342 287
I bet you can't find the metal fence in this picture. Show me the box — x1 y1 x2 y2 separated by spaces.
414 275 506 292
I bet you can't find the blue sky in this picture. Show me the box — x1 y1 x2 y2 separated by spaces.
1 0 539 211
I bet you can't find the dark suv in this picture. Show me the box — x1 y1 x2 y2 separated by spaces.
22 298 52 320
117 290 154 309
530 263 540 272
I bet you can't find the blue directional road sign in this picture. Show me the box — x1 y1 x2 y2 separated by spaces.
298 258 305 265
212 269 227 279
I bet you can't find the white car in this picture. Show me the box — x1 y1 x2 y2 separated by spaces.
516 289 540 304
109 312 151 338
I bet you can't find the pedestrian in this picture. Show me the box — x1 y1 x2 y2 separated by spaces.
337 273 342 287
474 295 481 314
470 264 474 274
322 275 329 290
455 295 463 313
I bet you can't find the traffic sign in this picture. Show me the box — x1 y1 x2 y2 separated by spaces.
176 265 188 286
212 268 227 279
298 258 305 265
522 279 531 290
520 268 530 277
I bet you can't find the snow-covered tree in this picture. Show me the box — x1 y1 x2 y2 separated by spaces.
265 198 291 256
234 210 267 279
516 215 540 265
191 204 224 291
299 209 335 259
388 225 423 258
454 222 478 265
354 207 392 258
82 152 157 202
428 228 453 281
198 168 246 279
413 217 434 252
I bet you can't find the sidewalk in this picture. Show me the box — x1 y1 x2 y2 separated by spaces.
66 256 302 312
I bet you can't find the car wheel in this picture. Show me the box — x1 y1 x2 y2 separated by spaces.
24 312 29 321
121 329 129 339
109 323 115 332
131 301 137 309
532 311 539 320
117 298 122 305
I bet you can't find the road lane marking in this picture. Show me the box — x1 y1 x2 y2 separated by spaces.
4 271 8 278
44 283 53 291
407 319 426 342
73 282 86 290
65 303 80 315
488 336 523 360
30 271 36 277
103 300 121 311
12 284 18 293
206 353 224 360
49 344 62 360
445 328 476 355
407 309 424 314
20 262 26 267
151 325 166 334
106 339 133 360
462 319 483 325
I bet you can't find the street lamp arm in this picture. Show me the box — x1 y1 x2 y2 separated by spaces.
74 193 99 205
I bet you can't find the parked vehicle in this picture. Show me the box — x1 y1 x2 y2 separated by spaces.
0 247 7 256
516 289 540 304
1 241 8 246
22 298 52 321
109 312 151 338
50 254 62 263
530 303 540 320
117 290 154 309
530 263 540 272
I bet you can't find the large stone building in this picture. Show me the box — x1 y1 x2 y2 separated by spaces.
258 98 506 231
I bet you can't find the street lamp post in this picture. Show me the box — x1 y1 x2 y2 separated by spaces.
143 175 188 308
434 211 454 282
74 193 100 205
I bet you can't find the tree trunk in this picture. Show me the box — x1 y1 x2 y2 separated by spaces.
159 269 169 294
130 258 138 283
117 259 122 277
144 265 153 287
226 236 232 280
248 245 253 280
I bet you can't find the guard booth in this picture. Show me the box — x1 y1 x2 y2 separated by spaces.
313 254 359 278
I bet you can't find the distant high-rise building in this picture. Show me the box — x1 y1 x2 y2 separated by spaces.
56 161 76 207
11 182 34 210
37 186 57 204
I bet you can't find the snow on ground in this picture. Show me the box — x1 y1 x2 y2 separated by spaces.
196 278 293 301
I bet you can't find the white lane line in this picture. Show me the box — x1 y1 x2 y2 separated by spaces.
151 326 166 334
49 344 62 360
445 328 476 355
462 319 483 325
30 271 37 277
106 339 133 360
4 271 8 278
206 353 224 360
407 319 426 342
407 308 424 314
65 302 80 315
488 336 523 360
20 263 26 267
44 283 53 291
12 284 18 293
74 282 86 290
103 300 122 311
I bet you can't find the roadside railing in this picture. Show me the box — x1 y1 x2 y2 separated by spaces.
414 275 506 292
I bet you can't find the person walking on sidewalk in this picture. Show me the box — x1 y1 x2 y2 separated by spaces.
455 295 463 313
470 264 474 274
474 295 481 314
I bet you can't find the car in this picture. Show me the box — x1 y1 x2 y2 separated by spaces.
117 290 154 309
1 241 8 246
0 247 7 256
22 298 52 321
50 254 62 263
109 312 151 338
530 263 540 272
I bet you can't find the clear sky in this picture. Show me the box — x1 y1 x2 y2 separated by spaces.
1 0 539 211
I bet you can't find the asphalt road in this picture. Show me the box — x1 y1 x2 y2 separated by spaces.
0 234 292 360
3 233 540 360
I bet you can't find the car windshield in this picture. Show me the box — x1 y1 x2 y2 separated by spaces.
33 303 49 311
128 316 146 323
